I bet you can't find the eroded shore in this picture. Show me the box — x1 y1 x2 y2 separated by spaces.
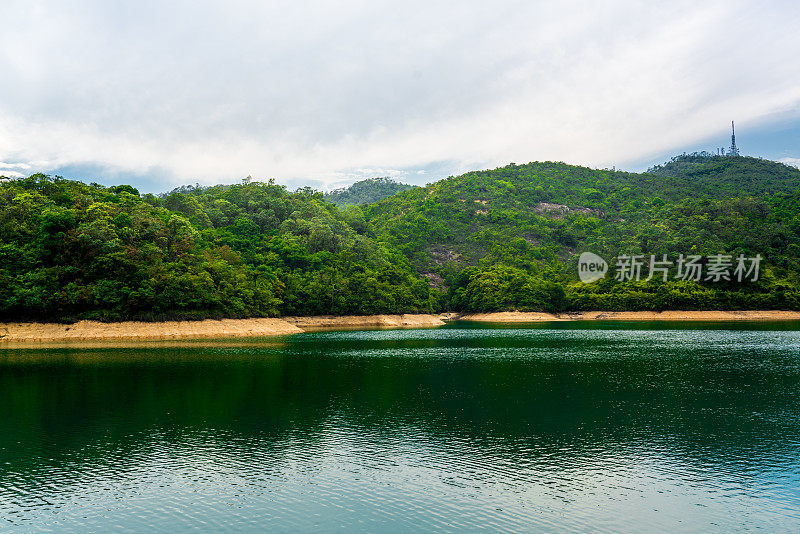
283 314 448 330
0 314 446 344
459 310 800 322
0 318 303 343
1 311 799 345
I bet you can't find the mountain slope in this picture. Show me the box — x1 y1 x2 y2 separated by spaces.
364 158 800 267
362 158 800 311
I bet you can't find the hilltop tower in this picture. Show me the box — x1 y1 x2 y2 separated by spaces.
728 120 740 156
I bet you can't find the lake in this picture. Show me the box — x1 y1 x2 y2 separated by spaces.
1 321 800 532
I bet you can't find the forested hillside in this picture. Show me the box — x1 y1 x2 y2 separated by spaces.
364 156 800 312
324 177 415 206
0 176 434 321
1 155 799 321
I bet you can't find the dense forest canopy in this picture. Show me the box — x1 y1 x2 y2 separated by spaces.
0 176 434 321
323 177 415 206
1 155 798 321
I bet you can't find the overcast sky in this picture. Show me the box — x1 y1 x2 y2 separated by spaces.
1 0 799 192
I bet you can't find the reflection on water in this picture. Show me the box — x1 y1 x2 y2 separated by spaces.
1 322 800 532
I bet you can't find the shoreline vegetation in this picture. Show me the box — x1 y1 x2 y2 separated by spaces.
1 158 799 326
2 310 800 345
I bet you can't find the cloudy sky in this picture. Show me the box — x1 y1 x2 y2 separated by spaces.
1 0 799 192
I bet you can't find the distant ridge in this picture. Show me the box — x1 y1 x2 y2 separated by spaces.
324 177 415 206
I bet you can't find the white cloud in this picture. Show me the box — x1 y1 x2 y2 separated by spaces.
780 157 800 168
0 0 799 190
0 160 33 178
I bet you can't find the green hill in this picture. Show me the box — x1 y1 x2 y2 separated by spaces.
324 177 415 206
363 157 800 312
0 176 434 321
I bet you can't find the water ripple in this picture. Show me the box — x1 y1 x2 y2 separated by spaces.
1 324 800 531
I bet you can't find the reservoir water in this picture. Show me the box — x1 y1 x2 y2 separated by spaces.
1 321 800 532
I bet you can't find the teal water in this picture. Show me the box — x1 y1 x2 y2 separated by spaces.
1 322 800 532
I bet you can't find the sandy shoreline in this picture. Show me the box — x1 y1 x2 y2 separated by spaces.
459 310 800 322
0 318 303 343
0 314 446 344
283 314 447 330
1 311 798 345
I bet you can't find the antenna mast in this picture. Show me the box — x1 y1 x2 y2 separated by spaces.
728 120 739 156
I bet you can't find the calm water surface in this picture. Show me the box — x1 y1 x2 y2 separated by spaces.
1 321 800 532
